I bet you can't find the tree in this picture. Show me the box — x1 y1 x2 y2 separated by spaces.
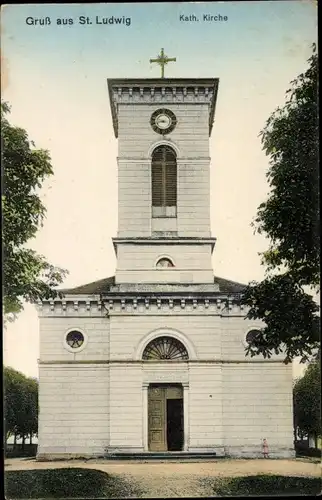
4 367 26 444
293 361 321 447
16 377 38 448
2 101 68 318
240 44 319 364
4 367 38 449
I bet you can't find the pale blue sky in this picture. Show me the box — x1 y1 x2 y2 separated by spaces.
2 1 317 378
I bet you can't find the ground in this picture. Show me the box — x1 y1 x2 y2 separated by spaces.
5 458 321 498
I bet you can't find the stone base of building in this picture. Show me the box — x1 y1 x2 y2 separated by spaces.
37 453 102 461
105 446 145 454
36 446 106 461
37 445 295 461
224 446 296 459
188 446 225 456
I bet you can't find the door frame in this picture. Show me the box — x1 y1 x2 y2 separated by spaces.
143 381 189 452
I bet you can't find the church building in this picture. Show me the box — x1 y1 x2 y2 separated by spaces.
36 50 295 459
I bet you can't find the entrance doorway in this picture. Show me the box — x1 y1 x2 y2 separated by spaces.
148 384 184 452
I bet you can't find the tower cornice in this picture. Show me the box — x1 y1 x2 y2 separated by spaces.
112 237 217 254
36 294 246 318
107 77 219 138
108 77 219 86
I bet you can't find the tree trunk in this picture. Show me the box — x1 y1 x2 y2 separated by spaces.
22 434 25 451
14 432 17 450
5 432 9 454
30 432 32 445
314 434 318 449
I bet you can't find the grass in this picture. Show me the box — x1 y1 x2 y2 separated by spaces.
201 474 322 496
5 468 143 499
5 469 322 498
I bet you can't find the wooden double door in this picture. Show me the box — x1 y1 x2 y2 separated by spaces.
148 384 184 452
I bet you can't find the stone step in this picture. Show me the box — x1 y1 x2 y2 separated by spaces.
104 451 222 461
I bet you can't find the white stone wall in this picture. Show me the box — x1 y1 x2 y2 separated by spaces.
37 314 110 457
189 364 224 451
177 159 211 237
115 269 213 284
106 313 293 456
108 313 283 363
117 103 211 238
142 362 188 384
37 307 294 458
115 243 214 284
222 363 294 457
222 317 271 361
109 314 221 361
37 364 109 457
39 316 110 362
108 364 143 451
118 104 209 158
117 159 151 237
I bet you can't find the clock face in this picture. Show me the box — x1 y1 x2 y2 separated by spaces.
151 108 177 135
156 114 171 130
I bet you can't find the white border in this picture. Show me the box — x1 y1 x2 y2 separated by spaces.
63 328 88 353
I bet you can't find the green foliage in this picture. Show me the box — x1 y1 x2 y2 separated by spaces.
5 468 144 499
240 44 319 364
242 275 320 363
256 45 319 285
203 475 321 496
4 367 38 443
293 361 321 438
295 444 321 458
2 101 68 317
18 377 38 439
4 367 27 440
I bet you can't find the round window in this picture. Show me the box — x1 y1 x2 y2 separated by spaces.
66 330 85 349
245 329 261 344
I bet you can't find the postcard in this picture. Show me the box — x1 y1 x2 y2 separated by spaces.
2 2 319 499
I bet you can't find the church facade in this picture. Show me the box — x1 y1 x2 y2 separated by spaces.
36 68 295 459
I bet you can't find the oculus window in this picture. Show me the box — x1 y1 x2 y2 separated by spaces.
245 329 261 344
65 330 85 349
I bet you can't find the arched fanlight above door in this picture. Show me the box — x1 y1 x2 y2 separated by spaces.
142 336 189 360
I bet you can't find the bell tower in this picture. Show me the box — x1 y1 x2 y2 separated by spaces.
107 50 219 285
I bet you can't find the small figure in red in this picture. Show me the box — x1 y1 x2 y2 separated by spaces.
262 438 269 459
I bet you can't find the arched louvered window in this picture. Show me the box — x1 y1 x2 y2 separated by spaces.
142 336 189 360
152 146 177 217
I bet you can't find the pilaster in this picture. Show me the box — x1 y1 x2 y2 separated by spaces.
182 381 190 451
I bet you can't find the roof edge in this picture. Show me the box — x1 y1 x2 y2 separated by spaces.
52 274 247 296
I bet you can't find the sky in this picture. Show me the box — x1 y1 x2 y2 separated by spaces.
2 1 317 379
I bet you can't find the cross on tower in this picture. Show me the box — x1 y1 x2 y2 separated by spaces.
150 48 176 78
